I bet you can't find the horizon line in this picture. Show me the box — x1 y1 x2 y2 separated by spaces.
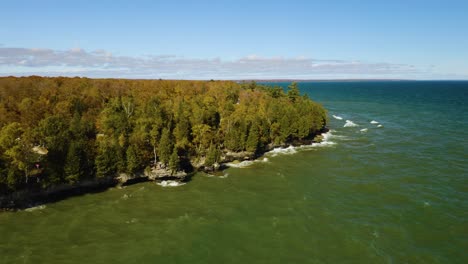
1 75 468 82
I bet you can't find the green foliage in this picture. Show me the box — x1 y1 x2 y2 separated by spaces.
246 121 260 153
0 76 327 194
95 140 118 178
169 146 180 174
205 142 219 167
126 145 142 174
287 82 300 102
64 140 86 184
158 127 173 165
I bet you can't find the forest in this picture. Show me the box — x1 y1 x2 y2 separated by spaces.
0 76 327 195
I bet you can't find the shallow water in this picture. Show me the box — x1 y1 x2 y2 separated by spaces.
1 81 467 263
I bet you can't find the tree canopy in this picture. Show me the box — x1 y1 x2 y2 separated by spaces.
0 77 327 194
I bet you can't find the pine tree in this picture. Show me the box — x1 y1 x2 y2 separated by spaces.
205 142 218 167
95 141 118 178
287 82 300 102
158 127 172 165
246 121 260 153
126 145 141 174
169 146 179 174
64 141 84 184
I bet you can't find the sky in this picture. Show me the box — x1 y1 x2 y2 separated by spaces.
1 0 467 80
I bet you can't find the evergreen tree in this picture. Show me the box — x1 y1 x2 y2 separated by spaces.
95 141 118 178
205 142 219 167
158 127 172 165
64 140 85 184
287 82 300 102
246 121 260 153
126 145 141 174
169 146 179 174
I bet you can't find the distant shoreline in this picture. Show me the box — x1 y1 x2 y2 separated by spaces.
2 75 467 82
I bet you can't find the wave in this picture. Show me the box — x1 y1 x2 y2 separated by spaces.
270 145 297 155
332 115 343 120
226 157 269 168
370 120 379 124
377 124 383 128
24 205 46 212
156 180 186 187
228 131 336 166
360 128 368 132
269 131 337 155
344 120 358 127
308 131 336 147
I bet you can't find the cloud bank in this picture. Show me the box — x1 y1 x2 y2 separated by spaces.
0 47 419 79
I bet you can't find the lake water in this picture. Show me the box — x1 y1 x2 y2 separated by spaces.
1 81 467 263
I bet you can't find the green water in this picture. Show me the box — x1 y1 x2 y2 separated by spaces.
1 81 467 263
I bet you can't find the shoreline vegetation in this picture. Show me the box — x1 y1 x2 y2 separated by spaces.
0 76 327 210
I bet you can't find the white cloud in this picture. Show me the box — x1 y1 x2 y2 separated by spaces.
0 47 421 79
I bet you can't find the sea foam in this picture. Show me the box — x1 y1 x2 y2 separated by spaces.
24 205 46 212
226 157 269 168
156 180 186 187
332 115 343 120
226 160 255 168
344 120 358 127
269 131 336 154
270 145 297 155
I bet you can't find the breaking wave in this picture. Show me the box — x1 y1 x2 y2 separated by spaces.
370 120 379 124
226 160 255 168
227 131 337 167
270 145 297 156
24 205 46 212
156 180 186 187
332 115 343 120
344 120 358 127
268 131 337 156
360 128 368 132
226 157 270 168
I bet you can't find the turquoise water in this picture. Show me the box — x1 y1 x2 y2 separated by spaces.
1 81 467 263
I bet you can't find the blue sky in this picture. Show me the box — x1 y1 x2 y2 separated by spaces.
1 0 467 79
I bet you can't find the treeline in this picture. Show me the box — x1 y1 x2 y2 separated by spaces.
0 76 327 193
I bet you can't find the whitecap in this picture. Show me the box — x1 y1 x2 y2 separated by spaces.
24 205 46 212
370 120 379 124
156 180 186 187
269 145 297 155
125 218 138 224
360 128 368 132
344 120 358 127
226 160 255 168
309 140 336 147
332 115 343 120
377 124 383 128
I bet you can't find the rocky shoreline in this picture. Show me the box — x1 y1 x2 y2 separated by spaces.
0 128 329 211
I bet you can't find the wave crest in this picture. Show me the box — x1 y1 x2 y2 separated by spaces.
156 180 186 187
344 120 358 127
332 115 343 120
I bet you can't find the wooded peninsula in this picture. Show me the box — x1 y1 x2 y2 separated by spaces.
0 76 327 208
